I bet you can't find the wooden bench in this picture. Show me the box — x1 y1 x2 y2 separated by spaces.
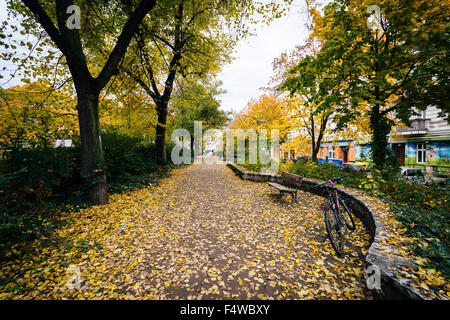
268 172 303 203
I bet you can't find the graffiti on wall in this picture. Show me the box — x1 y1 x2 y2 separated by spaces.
355 145 371 161
405 141 450 166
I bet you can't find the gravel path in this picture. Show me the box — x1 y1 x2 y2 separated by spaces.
121 162 374 299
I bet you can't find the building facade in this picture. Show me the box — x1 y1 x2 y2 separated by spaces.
317 140 356 166
391 106 450 175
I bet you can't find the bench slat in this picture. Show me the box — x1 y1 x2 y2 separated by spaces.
281 172 303 187
267 182 295 193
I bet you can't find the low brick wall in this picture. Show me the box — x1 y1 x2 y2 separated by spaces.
226 162 431 300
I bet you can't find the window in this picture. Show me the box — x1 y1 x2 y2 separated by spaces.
320 147 324 158
328 146 335 159
416 143 426 163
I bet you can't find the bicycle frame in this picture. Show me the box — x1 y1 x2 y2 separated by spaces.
319 180 339 211
319 180 346 230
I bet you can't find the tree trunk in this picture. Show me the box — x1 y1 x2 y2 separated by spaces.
310 115 316 162
155 103 168 165
76 87 108 205
311 144 319 163
310 115 327 164
370 107 390 169
312 131 325 163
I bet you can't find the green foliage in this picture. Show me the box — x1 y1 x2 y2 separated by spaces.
304 0 450 167
0 147 80 215
381 184 450 278
101 130 158 183
0 147 80 250
0 131 178 252
241 162 270 173
280 159 365 189
102 130 176 193
367 149 401 181
168 79 229 143
0 131 174 214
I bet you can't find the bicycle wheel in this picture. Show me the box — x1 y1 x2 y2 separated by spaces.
338 197 356 231
324 207 344 255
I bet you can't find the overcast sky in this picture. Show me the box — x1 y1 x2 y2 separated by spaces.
0 1 5 20
218 3 310 114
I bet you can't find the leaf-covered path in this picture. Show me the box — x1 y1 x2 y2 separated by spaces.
1 162 373 299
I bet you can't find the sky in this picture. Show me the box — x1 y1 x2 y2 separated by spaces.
0 1 5 20
217 2 310 114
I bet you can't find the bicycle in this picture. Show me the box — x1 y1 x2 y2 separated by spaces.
312 175 356 256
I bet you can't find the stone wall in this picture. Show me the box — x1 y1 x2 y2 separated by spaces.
226 162 432 300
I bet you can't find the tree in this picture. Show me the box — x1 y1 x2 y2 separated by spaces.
106 81 158 140
310 0 450 168
280 51 335 162
230 94 290 143
169 78 228 151
265 2 337 163
121 0 294 164
3 0 157 204
0 81 77 149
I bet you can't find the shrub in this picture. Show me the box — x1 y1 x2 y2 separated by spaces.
0 131 176 248
0 131 173 214
101 131 158 183
241 162 270 172
384 182 450 277
280 160 365 189
0 147 80 214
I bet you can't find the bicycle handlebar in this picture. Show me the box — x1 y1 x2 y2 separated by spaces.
332 175 348 182
312 175 347 189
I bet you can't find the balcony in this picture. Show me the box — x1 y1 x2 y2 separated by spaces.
395 119 430 135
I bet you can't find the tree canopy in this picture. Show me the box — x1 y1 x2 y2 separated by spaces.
283 0 449 168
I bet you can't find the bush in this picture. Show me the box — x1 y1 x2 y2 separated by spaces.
0 147 80 247
0 131 177 249
0 131 175 214
0 147 80 214
382 183 450 276
241 162 270 172
280 160 365 189
101 131 158 183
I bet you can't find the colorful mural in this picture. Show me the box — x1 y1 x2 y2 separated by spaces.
405 142 416 165
355 144 371 161
405 141 450 169
428 142 450 167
